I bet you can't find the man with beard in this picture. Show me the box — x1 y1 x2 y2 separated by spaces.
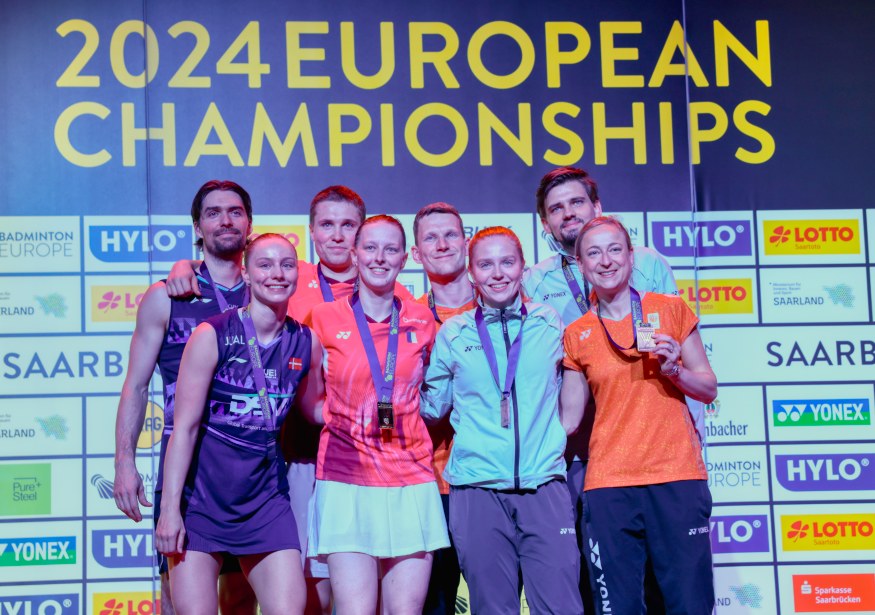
114 180 257 615
523 167 677 615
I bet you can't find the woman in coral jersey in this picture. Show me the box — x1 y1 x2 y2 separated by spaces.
561 216 718 615
307 215 449 615
155 234 325 615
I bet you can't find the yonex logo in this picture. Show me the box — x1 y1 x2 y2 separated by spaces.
588 539 601 570
309 280 319 288
336 331 351 339
579 329 592 341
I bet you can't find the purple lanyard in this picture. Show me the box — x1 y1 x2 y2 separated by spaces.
198 264 249 313
561 255 589 315
597 287 645 351
474 302 527 428
316 265 335 303
239 307 287 458
351 293 400 404
427 289 441 323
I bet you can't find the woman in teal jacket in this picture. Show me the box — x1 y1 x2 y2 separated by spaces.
421 226 583 615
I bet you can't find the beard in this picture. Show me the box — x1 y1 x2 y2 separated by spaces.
206 231 246 257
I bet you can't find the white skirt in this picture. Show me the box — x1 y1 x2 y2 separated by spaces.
308 480 449 559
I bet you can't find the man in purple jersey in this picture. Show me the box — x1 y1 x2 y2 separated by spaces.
113 180 257 615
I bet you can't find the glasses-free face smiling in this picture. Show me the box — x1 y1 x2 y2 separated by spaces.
470 236 524 309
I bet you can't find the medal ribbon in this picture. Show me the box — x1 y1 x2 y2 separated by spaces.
198 262 249 312
597 287 645 352
351 293 400 405
561 255 589 315
240 307 288 459
474 302 527 428
316 265 335 303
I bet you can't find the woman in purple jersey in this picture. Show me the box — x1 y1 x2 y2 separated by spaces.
156 234 325 615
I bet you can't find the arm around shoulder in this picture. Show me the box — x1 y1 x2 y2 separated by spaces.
294 330 326 425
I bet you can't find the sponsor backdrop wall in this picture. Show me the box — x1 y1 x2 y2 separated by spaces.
1 1 873 613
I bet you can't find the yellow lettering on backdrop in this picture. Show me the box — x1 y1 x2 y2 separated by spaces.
409 22 460 89
340 22 395 89
600 22 644 87
542 102 584 166
733 100 774 163
714 20 772 87
122 102 177 167
592 102 647 164
286 22 331 88
544 22 591 88
467 21 535 89
54 102 111 167
184 103 242 166
248 103 318 167
648 21 709 87
405 103 468 167
689 101 728 164
380 104 396 166
328 103 372 166
478 103 533 166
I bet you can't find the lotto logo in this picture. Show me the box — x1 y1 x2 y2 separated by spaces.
781 514 875 551
763 220 861 256
93 592 160 615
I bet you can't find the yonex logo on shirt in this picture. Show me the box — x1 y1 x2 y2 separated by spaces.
543 291 567 301
464 345 483 352
336 331 351 339
579 329 592 341
402 317 428 325
309 280 319 288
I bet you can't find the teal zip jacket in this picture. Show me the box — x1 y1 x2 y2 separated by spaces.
420 295 567 490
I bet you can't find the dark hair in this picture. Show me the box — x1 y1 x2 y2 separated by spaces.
413 202 464 245
467 226 524 266
243 232 297 265
535 167 599 220
309 185 366 225
191 180 253 249
574 216 633 260
354 214 407 251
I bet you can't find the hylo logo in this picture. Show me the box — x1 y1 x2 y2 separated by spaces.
92 529 154 568
772 399 870 427
653 220 752 258
764 220 860 256
776 454 875 492
709 515 769 554
89 225 192 263
0 594 78 615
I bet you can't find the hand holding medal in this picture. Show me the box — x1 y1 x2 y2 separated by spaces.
651 333 682 377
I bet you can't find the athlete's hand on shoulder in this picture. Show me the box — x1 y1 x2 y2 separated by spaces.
166 259 202 298
113 460 151 523
155 508 186 555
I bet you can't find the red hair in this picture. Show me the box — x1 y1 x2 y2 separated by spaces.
467 226 524 265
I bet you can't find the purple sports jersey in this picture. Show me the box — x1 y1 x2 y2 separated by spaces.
182 309 312 555
155 263 247 492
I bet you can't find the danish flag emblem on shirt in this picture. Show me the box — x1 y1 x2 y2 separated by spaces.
288 357 303 371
